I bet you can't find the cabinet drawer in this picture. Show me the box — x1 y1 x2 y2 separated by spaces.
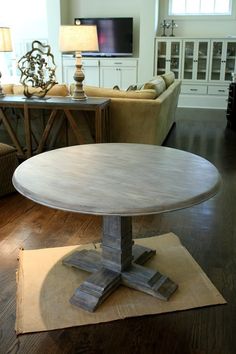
63 58 99 67
208 86 228 95
181 85 207 94
100 59 137 67
81 59 99 67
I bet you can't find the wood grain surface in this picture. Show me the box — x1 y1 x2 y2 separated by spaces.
12 143 221 216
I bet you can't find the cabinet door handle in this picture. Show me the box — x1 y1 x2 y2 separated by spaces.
114 62 122 65
190 88 198 91
218 89 225 92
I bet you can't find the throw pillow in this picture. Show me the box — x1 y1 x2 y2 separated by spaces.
161 72 175 87
126 85 138 91
142 76 166 97
2 84 13 94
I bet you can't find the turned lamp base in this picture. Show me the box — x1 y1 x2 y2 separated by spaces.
72 51 87 100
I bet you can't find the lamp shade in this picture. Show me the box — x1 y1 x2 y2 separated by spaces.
59 25 99 52
0 27 13 52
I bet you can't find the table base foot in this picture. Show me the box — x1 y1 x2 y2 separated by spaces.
63 249 101 273
70 268 121 312
132 244 156 265
122 263 177 301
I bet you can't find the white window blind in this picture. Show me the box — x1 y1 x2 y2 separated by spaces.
169 0 232 15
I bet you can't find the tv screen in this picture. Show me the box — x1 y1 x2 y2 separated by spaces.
74 17 133 57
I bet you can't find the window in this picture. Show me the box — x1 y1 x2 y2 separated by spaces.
169 0 232 16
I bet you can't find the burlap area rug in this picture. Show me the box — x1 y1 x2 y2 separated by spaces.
16 233 226 334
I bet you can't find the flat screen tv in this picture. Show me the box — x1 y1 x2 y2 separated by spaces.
74 17 133 57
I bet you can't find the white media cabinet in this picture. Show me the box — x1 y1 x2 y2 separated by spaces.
62 56 138 90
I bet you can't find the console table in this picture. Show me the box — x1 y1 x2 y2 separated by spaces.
13 143 221 312
0 96 110 159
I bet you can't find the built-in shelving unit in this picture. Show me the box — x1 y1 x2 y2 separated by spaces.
155 39 182 79
155 37 236 108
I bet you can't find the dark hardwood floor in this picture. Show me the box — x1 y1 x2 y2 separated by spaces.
1 108 236 354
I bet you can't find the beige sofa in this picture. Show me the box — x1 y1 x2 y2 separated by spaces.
83 72 181 145
1 72 181 151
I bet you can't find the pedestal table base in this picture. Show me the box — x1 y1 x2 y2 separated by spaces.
63 216 177 312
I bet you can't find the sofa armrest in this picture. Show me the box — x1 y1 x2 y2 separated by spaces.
109 80 181 145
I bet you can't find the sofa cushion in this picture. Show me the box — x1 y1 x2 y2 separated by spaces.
2 84 14 94
47 84 69 96
13 84 69 96
161 72 175 87
142 76 166 97
83 85 158 99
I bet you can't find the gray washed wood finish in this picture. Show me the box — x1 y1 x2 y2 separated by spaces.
12 143 221 216
63 215 177 311
13 143 221 312
64 241 177 312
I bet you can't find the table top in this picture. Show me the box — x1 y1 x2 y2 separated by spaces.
0 95 110 108
12 143 221 216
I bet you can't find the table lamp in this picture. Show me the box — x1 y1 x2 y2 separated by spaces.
0 27 13 97
59 25 98 100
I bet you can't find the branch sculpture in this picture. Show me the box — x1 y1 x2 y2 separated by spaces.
18 40 57 98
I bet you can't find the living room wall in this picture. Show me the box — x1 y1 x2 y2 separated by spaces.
59 0 236 86
47 0 62 81
60 0 159 84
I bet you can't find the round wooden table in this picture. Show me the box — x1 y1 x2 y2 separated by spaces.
13 143 221 312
